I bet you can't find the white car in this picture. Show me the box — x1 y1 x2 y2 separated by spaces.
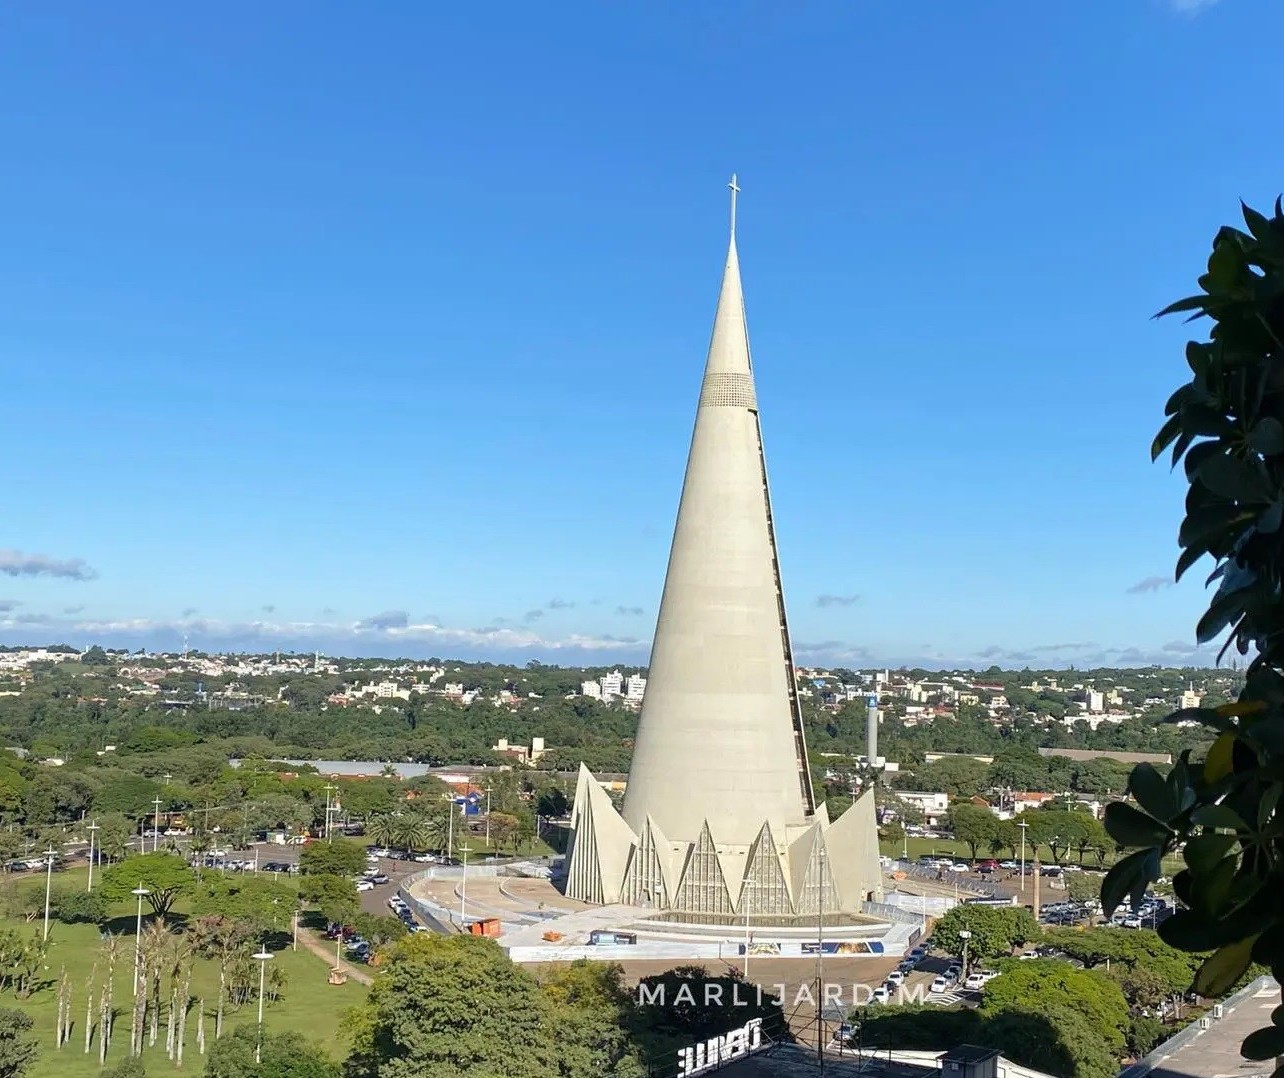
1122 915 1142 929
885 970 905 987
964 972 986 990
355 879 374 892
871 985 891 1004
930 976 950 994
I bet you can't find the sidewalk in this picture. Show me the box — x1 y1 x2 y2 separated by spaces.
297 927 374 986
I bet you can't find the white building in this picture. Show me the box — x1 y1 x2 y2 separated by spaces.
625 673 646 702
581 680 602 700
600 669 623 699
1085 689 1104 713
1180 686 1203 710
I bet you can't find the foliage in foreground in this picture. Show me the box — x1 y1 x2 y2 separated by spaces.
1104 198 1284 1070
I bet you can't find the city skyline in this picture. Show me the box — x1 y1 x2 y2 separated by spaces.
2 1 1266 669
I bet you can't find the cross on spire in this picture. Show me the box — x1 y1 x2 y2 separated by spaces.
728 173 740 237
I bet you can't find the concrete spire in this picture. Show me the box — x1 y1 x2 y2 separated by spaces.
621 180 815 848
563 181 879 921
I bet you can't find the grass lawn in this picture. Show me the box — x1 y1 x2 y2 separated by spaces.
0 892 366 1076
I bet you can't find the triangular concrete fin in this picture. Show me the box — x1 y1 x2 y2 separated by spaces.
825 789 883 905
622 813 676 909
788 823 839 916
740 820 794 915
673 821 733 915
564 766 637 905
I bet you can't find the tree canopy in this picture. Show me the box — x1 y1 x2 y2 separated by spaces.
99 851 195 918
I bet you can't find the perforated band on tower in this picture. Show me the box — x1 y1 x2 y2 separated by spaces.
698 371 758 410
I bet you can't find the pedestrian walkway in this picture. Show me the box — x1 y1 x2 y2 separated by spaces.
297 927 373 986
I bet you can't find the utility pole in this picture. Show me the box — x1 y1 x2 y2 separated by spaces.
41 846 56 941
324 784 338 843
151 796 163 853
86 819 100 893
460 843 472 928
816 846 827 1071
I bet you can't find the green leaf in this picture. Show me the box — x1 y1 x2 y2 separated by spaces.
1101 848 1154 918
1160 908 1219 952
1175 545 1206 582
1241 1023 1284 1063
1153 414 1183 462
1250 417 1284 455
1104 802 1171 848
1258 784 1282 831
1194 935 1258 996
1242 201 1273 243
1190 805 1249 832
1183 831 1238 869
1199 452 1272 503
1128 763 1175 820
1156 295 1210 318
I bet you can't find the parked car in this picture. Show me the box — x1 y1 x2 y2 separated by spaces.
356 879 374 892
871 985 891 1004
998 860 1018 869
369 874 390 885
907 946 926 961
886 970 905 987
930 976 950 994
964 972 987 990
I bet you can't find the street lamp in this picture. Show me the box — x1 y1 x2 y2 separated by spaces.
86 819 101 893
459 843 472 927
484 784 492 850
1017 820 1029 884
446 796 455 861
324 784 338 843
131 884 151 995
252 948 273 1063
958 929 972 977
41 846 56 941
151 796 163 853
740 864 755 980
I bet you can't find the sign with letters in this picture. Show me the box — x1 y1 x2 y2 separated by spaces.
674 1017 764 1076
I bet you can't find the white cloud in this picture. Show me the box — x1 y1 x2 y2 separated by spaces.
0 549 97 580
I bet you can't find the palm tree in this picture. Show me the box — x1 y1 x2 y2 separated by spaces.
365 814 400 849
394 813 431 854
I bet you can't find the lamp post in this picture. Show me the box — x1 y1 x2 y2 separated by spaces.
741 864 755 981
484 784 492 850
446 797 455 861
1017 820 1029 885
41 846 56 941
324 784 338 842
151 796 163 853
86 819 100 893
815 846 828 1072
459 843 472 928
958 929 972 978
252 948 273 1063
131 884 151 995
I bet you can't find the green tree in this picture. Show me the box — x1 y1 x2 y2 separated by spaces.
539 961 646 1078
352 912 408 951
298 837 366 878
99 851 194 918
0 1008 38 1078
931 905 1041 966
981 961 1128 1057
193 875 297 936
947 803 997 860
204 1026 339 1078
345 934 561 1077
299 874 358 927
1103 199 1284 1061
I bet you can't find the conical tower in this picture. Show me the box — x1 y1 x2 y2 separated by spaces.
622 176 815 846
565 179 880 919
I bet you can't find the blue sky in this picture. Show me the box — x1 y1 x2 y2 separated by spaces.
0 0 1273 668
